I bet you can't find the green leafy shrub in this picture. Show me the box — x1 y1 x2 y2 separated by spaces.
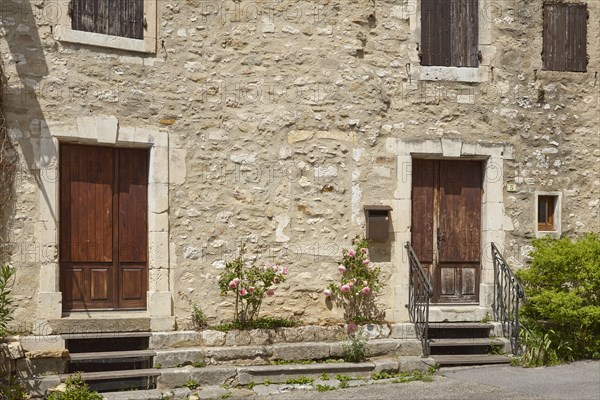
212 316 299 332
342 322 368 363
218 246 288 325
47 374 102 400
517 234 600 361
325 238 384 323
316 384 336 392
183 379 199 390
0 265 15 338
285 376 314 385
191 304 209 330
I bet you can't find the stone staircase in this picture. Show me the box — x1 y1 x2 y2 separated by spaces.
61 332 159 392
428 323 512 366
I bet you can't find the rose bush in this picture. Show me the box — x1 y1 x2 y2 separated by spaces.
325 238 384 323
218 246 288 325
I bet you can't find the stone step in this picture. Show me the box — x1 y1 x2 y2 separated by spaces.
59 369 161 382
429 338 505 347
154 338 422 367
432 354 511 366
428 323 494 329
69 350 156 362
63 332 152 340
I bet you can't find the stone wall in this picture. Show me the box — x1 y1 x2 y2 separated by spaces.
0 0 598 330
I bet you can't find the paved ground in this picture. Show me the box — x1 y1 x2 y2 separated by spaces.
248 361 600 400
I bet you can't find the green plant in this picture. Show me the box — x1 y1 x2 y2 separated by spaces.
517 234 600 361
218 247 288 325
272 358 313 365
47 373 102 400
213 316 299 332
393 371 434 383
263 379 271 386
335 374 351 382
191 304 209 330
326 238 384 323
0 377 27 400
247 381 256 389
480 312 491 324
192 361 207 368
320 373 329 381
183 379 199 390
285 376 314 385
0 265 15 338
342 322 368 363
316 384 336 392
514 327 568 367
489 344 505 355
221 394 230 399
154 363 162 369
372 371 393 380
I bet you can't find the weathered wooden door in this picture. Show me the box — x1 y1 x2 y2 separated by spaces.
60 144 148 310
411 159 482 303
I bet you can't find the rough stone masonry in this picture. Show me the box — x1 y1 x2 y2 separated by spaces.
0 0 598 332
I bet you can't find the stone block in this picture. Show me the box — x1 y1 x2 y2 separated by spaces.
148 232 169 270
271 342 330 361
96 115 118 144
150 332 201 349
224 330 252 346
151 316 176 332
399 356 435 372
36 292 63 321
76 116 98 141
23 375 61 398
200 330 226 347
361 324 391 339
366 339 402 357
197 385 229 399
390 323 416 339
117 126 136 144
0 344 10 380
399 339 424 356
329 342 345 358
247 329 273 346
154 348 205 368
19 336 65 353
205 345 270 362
148 291 172 317
7 342 24 359
157 367 192 390
373 359 399 374
16 357 67 378
189 366 237 385
149 146 169 184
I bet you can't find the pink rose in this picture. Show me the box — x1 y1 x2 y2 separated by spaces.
273 265 279 272
340 284 351 292
228 278 241 289
281 267 288 275
361 287 371 295
274 277 280 284
266 289 275 297
239 288 248 296
360 248 367 254
347 321 358 334
348 250 356 257
348 281 354 288
363 259 370 265
248 287 255 294
338 265 347 273
324 289 332 297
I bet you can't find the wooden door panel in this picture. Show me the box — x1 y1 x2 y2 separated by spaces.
90 268 111 301
118 148 148 263
119 264 147 308
60 145 114 263
411 159 435 263
411 159 482 304
61 267 85 302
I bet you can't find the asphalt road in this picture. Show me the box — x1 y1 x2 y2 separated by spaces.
250 361 600 400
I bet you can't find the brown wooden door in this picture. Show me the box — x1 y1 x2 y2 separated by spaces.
411 159 482 303
60 144 148 311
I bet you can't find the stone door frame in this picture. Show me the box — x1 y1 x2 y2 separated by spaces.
389 138 514 322
34 115 174 333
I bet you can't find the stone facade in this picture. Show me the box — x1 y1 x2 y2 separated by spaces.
0 0 598 332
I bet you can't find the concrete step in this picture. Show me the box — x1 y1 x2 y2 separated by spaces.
432 354 511 366
69 350 156 362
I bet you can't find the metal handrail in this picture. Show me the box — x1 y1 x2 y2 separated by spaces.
491 242 525 355
405 242 433 357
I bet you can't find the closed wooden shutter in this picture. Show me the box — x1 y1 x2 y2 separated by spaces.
71 0 144 40
543 3 587 72
421 0 479 67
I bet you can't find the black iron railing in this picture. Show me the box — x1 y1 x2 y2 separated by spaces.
405 242 433 357
491 242 525 355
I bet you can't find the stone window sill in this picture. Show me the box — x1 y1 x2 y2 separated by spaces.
419 66 489 83
54 26 156 53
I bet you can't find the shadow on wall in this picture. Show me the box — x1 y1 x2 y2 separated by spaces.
1 1 50 249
